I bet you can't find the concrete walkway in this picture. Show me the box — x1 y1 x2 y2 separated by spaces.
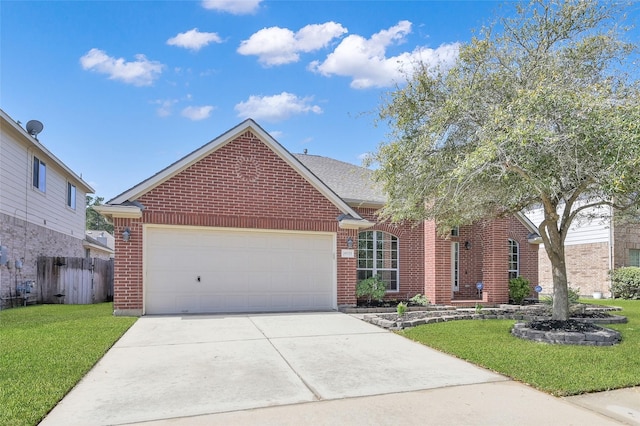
41 312 630 425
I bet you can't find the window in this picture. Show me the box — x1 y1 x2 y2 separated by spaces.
451 242 460 292
451 227 459 237
33 157 46 192
508 239 519 279
629 249 640 267
67 182 76 210
357 231 399 292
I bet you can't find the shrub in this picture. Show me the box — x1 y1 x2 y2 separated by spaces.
409 293 430 306
611 267 640 299
508 277 531 304
356 275 387 304
541 285 581 306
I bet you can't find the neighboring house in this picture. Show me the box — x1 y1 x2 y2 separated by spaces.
526 205 640 298
0 108 94 307
96 119 539 316
85 230 115 259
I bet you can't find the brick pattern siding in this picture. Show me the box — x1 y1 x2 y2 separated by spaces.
539 242 610 297
111 129 539 313
0 212 84 307
355 208 425 301
113 131 346 314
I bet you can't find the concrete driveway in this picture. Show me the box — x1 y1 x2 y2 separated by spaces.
41 312 622 425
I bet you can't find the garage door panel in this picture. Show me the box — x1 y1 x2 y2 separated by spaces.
145 227 335 314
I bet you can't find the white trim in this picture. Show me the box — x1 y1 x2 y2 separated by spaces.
338 218 376 229
108 119 363 220
94 204 142 219
451 242 459 293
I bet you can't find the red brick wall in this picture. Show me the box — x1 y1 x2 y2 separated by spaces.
113 131 351 313
356 208 424 300
426 216 538 305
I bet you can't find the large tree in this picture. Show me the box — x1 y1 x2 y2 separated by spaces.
372 0 640 320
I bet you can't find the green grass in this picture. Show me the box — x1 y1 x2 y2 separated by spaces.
401 299 640 396
0 303 137 426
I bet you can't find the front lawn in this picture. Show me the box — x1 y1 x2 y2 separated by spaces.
401 299 640 396
0 303 137 426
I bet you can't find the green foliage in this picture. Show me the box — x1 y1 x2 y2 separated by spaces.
372 0 640 321
542 286 581 306
0 304 136 425
356 275 387 304
611 267 640 299
397 302 407 316
475 303 483 314
401 299 640 396
86 195 114 234
509 277 531 305
409 293 430 306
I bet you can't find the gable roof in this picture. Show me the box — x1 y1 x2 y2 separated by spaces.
294 154 385 207
106 119 368 223
0 109 94 193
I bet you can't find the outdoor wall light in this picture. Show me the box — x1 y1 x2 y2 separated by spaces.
346 236 354 249
122 227 131 242
464 241 472 250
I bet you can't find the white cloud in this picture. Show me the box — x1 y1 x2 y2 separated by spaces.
152 99 178 117
238 22 347 66
80 48 163 86
268 130 284 139
181 105 215 121
235 92 322 122
201 0 262 14
309 20 460 89
167 28 223 51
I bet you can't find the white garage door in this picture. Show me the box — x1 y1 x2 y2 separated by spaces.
145 226 336 314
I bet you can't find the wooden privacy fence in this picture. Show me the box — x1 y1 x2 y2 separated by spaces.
37 257 113 304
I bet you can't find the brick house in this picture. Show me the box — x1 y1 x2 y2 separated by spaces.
526 205 640 298
96 119 539 316
0 108 94 307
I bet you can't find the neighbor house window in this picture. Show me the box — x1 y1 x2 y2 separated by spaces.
629 249 640 267
67 182 76 210
33 156 46 192
357 231 399 292
451 242 460 292
508 239 519 279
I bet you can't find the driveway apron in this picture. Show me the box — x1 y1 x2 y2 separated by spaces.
41 312 504 425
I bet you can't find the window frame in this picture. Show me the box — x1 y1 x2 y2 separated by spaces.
67 182 77 210
357 230 399 292
508 239 520 279
629 249 640 267
33 156 46 192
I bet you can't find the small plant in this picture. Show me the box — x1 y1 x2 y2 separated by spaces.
541 285 581 307
356 275 387 305
508 276 531 305
397 302 407 316
475 303 483 314
611 267 640 299
409 293 430 306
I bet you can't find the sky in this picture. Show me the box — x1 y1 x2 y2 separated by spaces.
2 0 626 201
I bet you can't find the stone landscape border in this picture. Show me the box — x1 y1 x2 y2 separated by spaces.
511 322 621 346
360 304 626 346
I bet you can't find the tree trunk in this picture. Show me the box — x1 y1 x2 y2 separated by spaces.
543 235 570 321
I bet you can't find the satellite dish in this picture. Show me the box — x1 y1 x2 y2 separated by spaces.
26 120 44 138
